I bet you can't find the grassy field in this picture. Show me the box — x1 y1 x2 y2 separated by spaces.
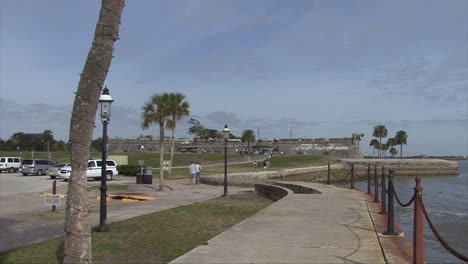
0 151 247 167
0 192 273 264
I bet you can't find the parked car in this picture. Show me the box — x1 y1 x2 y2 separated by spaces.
0 157 22 173
48 163 71 179
59 159 118 181
19 159 54 176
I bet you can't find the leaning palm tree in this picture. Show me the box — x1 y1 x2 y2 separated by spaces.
373 125 388 157
369 139 379 157
141 93 171 191
395 130 408 158
166 93 190 178
241 129 255 154
64 0 125 262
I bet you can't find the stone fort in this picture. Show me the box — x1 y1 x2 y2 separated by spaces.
108 133 363 159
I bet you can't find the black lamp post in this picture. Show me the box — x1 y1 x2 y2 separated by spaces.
97 87 113 232
222 124 229 196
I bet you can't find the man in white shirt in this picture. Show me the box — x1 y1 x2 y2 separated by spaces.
189 161 197 185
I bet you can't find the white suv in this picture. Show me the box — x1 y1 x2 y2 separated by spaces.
59 159 118 181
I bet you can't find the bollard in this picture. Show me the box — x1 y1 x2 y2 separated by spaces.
52 180 57 212
380 167 387 214
383 168 398 235
327 162 331 185
373 165 379 202
367 164 371 194
350 163 355 189
413 175 424 264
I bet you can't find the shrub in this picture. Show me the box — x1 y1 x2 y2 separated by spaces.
117 165 140 176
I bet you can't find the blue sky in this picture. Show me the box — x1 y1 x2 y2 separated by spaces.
1 0 467 156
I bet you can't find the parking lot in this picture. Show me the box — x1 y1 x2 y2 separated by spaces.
0 172 70 197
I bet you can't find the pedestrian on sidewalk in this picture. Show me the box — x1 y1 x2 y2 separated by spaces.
189 161 197 185
195 161 202 185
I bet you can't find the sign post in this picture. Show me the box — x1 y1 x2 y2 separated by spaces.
138 160 144 177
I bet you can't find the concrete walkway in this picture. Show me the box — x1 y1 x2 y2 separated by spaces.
0 178 252 252
171 182 385 264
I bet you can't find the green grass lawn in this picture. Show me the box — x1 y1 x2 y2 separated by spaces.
0 192 273 264
128 154 334 179
0 151 246 167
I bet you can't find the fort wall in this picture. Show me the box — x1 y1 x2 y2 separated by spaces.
108 134 363 159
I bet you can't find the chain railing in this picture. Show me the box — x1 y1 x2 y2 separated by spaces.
327 163 467 263
418 192 468 262
383 171 467 263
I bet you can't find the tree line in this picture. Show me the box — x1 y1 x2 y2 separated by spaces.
370 125 408 158
0 130 69 152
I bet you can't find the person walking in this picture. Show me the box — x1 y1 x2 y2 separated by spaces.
195 161 202 185
189 161 197 185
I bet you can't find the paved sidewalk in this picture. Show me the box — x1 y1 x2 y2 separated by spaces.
171 182 385 264
0 179 252 252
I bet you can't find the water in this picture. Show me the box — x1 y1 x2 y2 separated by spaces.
353 160 468 264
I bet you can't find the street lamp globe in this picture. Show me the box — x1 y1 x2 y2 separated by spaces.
99 87 114 123
223 124 230 140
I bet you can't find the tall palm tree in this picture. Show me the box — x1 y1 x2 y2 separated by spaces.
389 147 398 158
381 143 389 157
386 138 397 158
373 125 388 157
369 139 379 157
241 129 255 154
141 93 171 191
166 93 190 178
64 0 124 262
395 130 408 158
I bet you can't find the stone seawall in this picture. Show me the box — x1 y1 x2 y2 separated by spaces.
340 158 459 176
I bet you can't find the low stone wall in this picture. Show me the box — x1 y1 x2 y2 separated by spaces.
200 164 342 187
255 184 291 201
340 158 459 176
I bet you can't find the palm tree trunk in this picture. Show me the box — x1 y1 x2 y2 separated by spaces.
168 125 176 178
159 124 165 191
379 138 382 158
400 144 403 158
64 1 124 263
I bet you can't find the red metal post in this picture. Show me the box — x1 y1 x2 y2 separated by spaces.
327 162 331 185
367 164 371 194
373 165 379 202
413 175 424 264
380 167 387 214
52 180 56 212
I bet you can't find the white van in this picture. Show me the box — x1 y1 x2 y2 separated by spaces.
0 157 23 173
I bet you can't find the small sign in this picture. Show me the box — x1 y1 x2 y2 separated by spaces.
163 160 169 166
163 166 169 171
138 160 144 166
45 194 61 206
